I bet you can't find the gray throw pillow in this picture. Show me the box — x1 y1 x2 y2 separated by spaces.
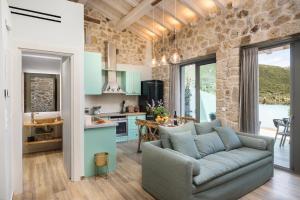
194 131 225 157
165 148 200 176
194 119 222 135
169 131 201 159
238 135 267 150
214 127 242 151
159 121 197 149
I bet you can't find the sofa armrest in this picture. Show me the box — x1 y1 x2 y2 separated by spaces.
236 132 274 156
142 141 194 200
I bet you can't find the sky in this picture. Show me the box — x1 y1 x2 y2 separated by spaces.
258 48 290 68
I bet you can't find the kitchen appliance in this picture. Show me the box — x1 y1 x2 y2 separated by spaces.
103 42 125 94
109 115 128 137
139 80 164 119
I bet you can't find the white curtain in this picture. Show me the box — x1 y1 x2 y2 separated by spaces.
169 64 181 116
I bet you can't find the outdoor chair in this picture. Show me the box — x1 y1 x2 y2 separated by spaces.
273 119 289 147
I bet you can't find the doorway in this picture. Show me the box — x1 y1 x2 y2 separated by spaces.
258 44 291 168
21 51 72 180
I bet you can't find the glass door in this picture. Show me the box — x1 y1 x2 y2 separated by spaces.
258 44 291 168
180 58 216 122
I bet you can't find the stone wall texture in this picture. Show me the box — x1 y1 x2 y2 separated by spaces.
84 5 147 65
153 0 300 130
30 76 56 112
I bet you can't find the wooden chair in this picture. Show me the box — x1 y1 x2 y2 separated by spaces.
178 116 197 124
136 119 159 153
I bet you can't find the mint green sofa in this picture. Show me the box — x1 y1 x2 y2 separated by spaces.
142 121 274 200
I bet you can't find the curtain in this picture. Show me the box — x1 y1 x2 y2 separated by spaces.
239 47 259 134
169 64 181 116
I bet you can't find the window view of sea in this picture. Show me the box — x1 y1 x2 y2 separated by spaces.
259 104 290 129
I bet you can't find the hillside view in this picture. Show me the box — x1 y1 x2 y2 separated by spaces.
259 64 290 105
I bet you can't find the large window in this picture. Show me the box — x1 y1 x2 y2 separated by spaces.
180 58 216 122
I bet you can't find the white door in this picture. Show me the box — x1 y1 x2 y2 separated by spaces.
61 56 72 178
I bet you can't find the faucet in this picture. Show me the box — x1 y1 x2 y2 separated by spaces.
31 112 38 123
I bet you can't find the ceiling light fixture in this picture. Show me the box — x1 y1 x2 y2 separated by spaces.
151 7 157 66
169 0 181 64
160 0 168 66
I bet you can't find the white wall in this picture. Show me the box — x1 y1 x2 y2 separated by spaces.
0 0 13 199
22 55 61 74
8 0 84 194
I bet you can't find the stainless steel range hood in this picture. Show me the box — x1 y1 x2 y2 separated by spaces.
103 42 125 94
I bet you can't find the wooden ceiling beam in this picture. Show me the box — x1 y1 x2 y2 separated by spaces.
124 0 139 7
78 0 89 5
136 20 162 37
212 0 226 10
179 0 206 18
145 11 172 31
88 0 122 24
102 0 131 15
116 0 161 31
157 2 188 25
128 25 153 40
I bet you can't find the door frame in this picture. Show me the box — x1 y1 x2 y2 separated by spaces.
11 42 84 194
251 37 300 172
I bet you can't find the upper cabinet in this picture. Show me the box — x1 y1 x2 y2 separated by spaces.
84 52 102 95
124 71 141 95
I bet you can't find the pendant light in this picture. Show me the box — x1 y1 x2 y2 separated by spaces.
160 0 168 66
151 7 157 66
169 0 181 64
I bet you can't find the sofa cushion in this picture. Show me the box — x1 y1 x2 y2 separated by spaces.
214 127 242 151
169 131 201 159
165 148 200 176
159 122 197 149
194 132 225 157
192 156 272 193
193 147 271 186
238 135 267 150
194 119 222 135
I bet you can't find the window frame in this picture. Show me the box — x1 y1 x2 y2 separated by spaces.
180 57 216 122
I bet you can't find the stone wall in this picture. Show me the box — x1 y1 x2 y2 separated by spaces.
84 5 147 65
153 0 300 129
26 76 57 112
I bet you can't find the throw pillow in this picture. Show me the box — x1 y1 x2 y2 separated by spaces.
194 131 225 157
159 121 197 149
238 135 267 150
194 119 222 135
214 127 242 151
169 131 201 159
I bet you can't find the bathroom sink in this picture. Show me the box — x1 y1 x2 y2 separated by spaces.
34 117 59 124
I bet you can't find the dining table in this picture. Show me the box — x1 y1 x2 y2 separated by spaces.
135 117 196 153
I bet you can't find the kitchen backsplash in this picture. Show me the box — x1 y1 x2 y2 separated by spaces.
85 94 138 113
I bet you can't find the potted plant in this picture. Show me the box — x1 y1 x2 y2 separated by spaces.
146 100 169 124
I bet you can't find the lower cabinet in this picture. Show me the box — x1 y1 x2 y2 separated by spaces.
127 115 146 141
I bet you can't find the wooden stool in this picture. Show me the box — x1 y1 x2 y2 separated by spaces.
94 152 109 179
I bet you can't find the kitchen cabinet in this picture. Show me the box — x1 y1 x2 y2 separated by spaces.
124 71 141 95
84 52 102 95
127 114 146 140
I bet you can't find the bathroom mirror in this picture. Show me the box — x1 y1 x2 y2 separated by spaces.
24 73 60 112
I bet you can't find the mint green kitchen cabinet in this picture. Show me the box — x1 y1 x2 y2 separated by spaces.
124 71 141 95
127 114 146 140
84 52 102 95
84 126 116 177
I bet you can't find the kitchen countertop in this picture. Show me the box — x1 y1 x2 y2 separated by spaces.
88 112 147 117
84 120 117 129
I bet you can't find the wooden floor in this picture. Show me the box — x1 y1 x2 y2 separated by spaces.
14 141 300 200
